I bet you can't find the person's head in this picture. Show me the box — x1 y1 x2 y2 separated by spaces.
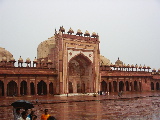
30 111 35 115
32 115 37 120
21 111 28 119
44 109 49 115
47 116 56 120
16 108 21 114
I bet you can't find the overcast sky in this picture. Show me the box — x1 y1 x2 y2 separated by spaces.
0 0 160 70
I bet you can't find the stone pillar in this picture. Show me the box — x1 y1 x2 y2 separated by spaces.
47 77 49 95
137 81 140 91
117 81 119 92
124 81 126 92
111 82 114 92
18 77 20 96
35 76 37 95
4 77 7 97
107 82 109 92
27 78 30 96
154 82 156 91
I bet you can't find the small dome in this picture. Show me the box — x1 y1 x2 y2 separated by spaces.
139 64 142 68
115 57 123 66
76 29 83 36
127 64 130 67
91 32 97 37
59 26 65 33
18 56 23 63
33 57 37 62
2 56 7 62
147 66 151 69
152 68 156 72
84 30 90 36
143 64 146 69
131 64 134 67
67 27 74 34
135 64 138 68
26 57 31 63
10 56 15 61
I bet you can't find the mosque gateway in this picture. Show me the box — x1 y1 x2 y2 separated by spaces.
0 26 160 97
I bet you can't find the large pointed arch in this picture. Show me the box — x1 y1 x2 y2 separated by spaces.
68 53 93 93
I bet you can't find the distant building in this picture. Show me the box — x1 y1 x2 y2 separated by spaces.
0 26 160 97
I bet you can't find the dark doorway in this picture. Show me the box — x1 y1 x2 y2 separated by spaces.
119 81 124 91
7 80 17 96
20 81 27 95
151 82 154 90
69 82 73 93
37 80 47 95
101 81 107 92
0 80 4 96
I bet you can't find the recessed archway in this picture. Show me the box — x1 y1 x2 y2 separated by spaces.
0 80 4 96
68 53 92 93
7 80 17 96
134 81 138 91
69 81 73 93
101 80 107 92
156 82 159 90
125 81 129 91
20 80 27 95
113 81 117 92
151 82 154 90
119 81 124 91
37 80 47 95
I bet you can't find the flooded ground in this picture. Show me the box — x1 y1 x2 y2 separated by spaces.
0 92 160 120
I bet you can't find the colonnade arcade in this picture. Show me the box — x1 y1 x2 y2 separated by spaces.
101 79 142 92
0 80 55 96
101 79 160 92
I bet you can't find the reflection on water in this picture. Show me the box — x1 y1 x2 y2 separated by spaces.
0 94 160 120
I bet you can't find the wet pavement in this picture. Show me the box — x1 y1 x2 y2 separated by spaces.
0 91 160 120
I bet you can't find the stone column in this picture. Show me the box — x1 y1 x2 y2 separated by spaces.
4 76 7 97
47 77 49 95
35 76 37 95
27 78 30 96
18 77 20 96
117 81 119 92
111 82 114 92
124 80 126 92
107 81 109 92
154 82 156 91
